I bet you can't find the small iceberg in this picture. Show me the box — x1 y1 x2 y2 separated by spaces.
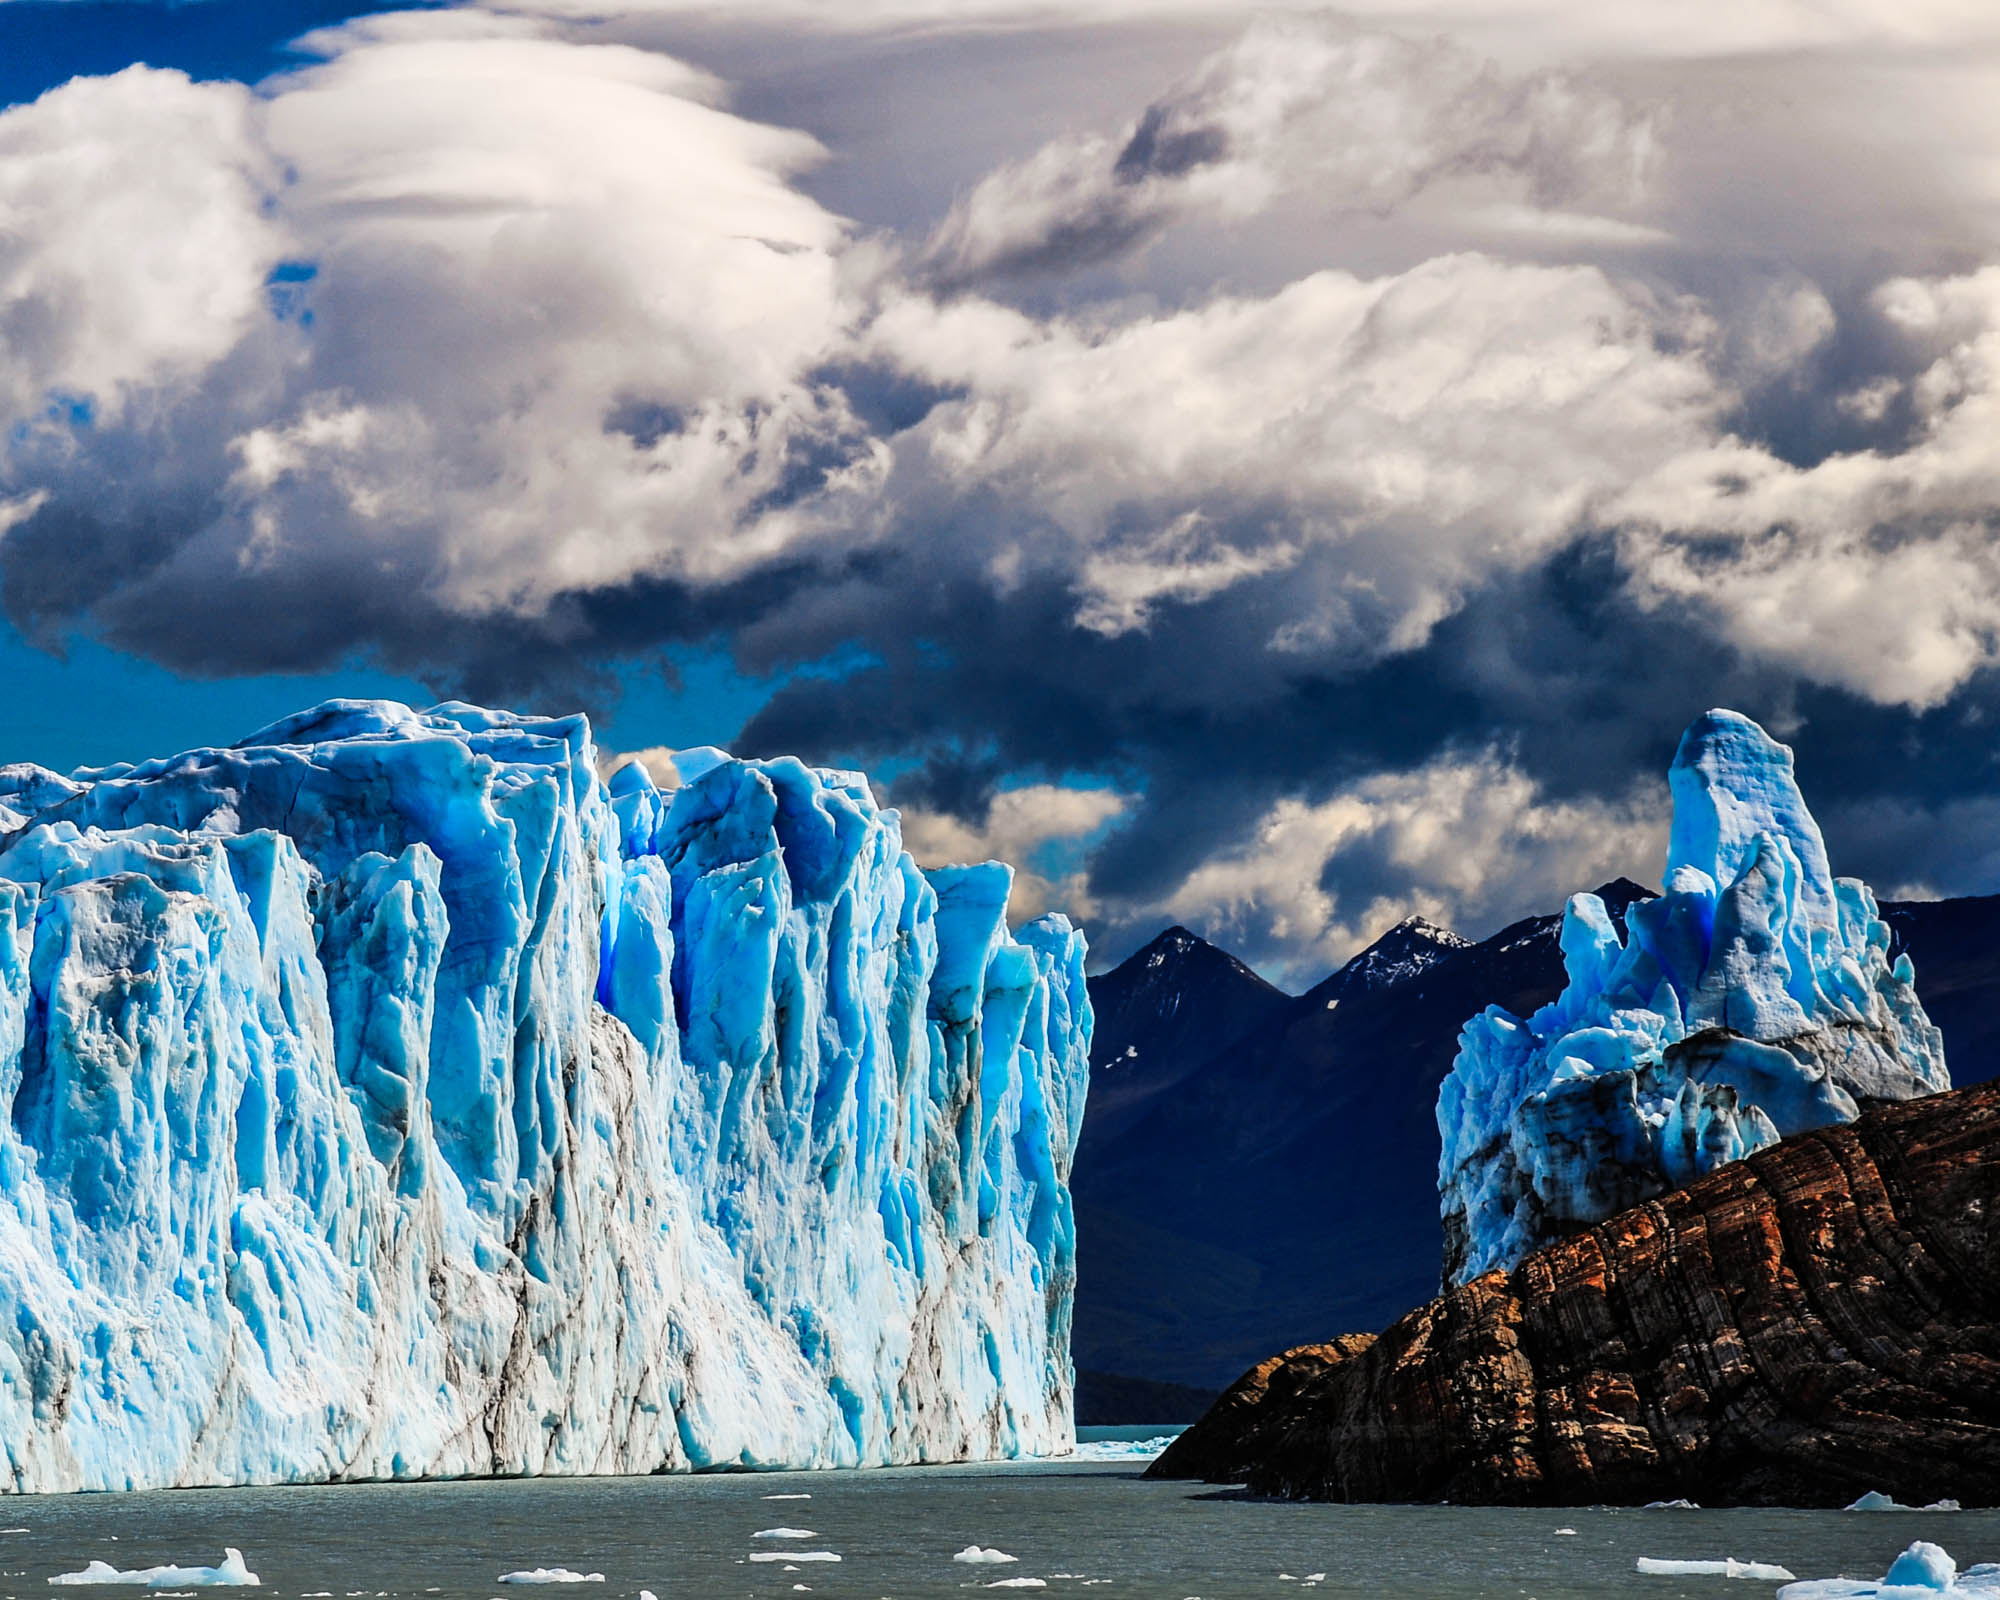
50 1551 260 1588
495 1572 604 1585
1781 1542 2000 1598
761 1495 812 1501
747 1553 840 1565
751 1530 816 1540
1847 1491 1964 1512
1638 1558 1797 1581
954 1548 1019 1566
1645 1500 1701 1510
984 1583 1045 1591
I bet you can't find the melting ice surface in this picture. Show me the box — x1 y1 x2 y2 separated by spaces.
0 701 1090 1491
1438 709 1947 1280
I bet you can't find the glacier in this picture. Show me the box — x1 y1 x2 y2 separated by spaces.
1438 708 1945 1283
0 699 1090 1492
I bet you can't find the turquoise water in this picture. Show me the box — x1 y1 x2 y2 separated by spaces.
0 1462 1987 1600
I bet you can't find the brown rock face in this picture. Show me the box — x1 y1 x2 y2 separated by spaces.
1146 1081 2000 1506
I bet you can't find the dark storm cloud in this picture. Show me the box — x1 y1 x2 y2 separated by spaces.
11 7 2000 975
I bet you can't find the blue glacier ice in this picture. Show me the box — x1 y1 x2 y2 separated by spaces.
0 701 1090 1491
1437 709 1945 1283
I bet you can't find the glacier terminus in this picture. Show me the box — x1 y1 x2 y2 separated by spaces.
1438 709 1948 1284
0 700 1090 1492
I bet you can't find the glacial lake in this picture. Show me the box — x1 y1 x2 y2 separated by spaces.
0 1453 1987 1600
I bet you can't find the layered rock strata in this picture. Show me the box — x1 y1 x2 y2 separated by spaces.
1151 1081 2000 1506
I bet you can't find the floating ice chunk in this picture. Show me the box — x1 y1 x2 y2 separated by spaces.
752 1530 817 1540
1554 1529 1577 1536
1847 1492 1963 1512
638 1592 657 1600
1779 1542 2000 1598
495 1572 604 1585
50 1551 261 1588
954 1549 1019 1566
1645 1500 1701 1510
747 1554 840 1564
1638 1558 1796 1581
1304 1575 1326 1584
761 1495 812 1501
984 1583 1045 1591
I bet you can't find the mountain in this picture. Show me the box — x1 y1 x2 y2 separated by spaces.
1072 875 2000 1402
1085 925 1293 1145
0 700 1089 1492
1071 884 1644 1396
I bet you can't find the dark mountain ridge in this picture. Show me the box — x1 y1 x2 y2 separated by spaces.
1074 882 2000 1404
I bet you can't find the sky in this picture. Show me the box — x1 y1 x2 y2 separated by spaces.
6 0 2000 984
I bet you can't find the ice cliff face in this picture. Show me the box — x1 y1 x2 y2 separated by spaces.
1437 709 1945 1283
0 701 1089 1492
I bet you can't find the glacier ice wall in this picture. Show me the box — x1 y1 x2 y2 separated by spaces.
1437 709 1945 1284
0 701 1090 1492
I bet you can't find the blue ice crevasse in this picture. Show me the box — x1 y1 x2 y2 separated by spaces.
1437 709 1945 1283
0 701 1089 1491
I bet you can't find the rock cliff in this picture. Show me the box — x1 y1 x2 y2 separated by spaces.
1151 1080 2000 1506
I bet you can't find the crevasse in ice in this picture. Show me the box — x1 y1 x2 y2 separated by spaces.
1437 709 1945 1283
0 701 1090 1491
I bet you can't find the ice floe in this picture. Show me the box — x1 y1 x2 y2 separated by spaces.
1638 1557 1797 1581
954 1548 1019 1565
1848 1492 1964 1512
49 1551 260 1588
1781 1542 2000 1597
751 1530 816 1540
747 1553 840 1564
984 1582 1045 1591
495 1571 604 1585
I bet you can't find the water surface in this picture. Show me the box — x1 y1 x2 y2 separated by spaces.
0 1462 1986 1600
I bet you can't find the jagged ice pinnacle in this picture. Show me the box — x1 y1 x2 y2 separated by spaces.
1438 709 1945 1283
0 700 1090 1491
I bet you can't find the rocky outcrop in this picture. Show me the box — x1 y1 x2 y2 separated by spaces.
1148 1336 1375 1481
1149 1080 2000 1506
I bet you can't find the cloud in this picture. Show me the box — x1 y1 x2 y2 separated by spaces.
15 3 2000 976
895 781 1128 924
1111 748 1666 980
1613 266 2000 709
920 17 1658 285
0 11 866 667
866 251 1724 661
0 67 283 429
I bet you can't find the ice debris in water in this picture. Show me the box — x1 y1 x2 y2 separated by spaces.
761 1495 812 1501
49 1551 260 1588
1849 1491 1964 1512
495 1573 603 1585
1645 1501 1701 1510
0 700 1090 1490
747 1554 840 1564
984 1583 1045 1591
1070 1434 1179 1461
1780 1542 2000 1597
1439 708 1947 1280
752 1530 816 1540
1637 1557 1797 1581
954 1548 1019 1565
638 1591 657 1600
